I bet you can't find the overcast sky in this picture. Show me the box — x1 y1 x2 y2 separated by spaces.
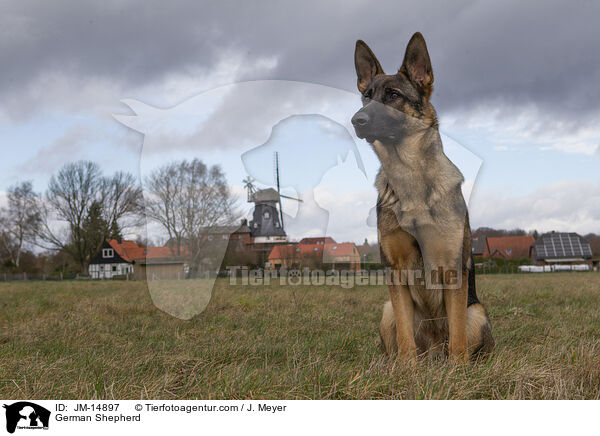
1 0 599 242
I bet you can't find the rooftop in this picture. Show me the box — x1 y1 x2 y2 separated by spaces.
485 235 535 259
106 239 186 263
531 232 593 260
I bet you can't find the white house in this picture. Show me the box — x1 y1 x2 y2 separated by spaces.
88 239 135 279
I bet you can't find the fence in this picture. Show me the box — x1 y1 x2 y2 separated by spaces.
1 272 79 281
476 263 595 274
476 264 517 275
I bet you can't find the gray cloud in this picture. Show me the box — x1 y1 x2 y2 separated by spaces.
16 123 141 178
470 179 600 234
3 0 600 127
18 126 88 174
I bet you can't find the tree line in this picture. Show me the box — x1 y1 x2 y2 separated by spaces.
0 159 237 277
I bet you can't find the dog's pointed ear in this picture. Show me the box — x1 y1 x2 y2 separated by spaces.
355 40 384 94
399 32 434 98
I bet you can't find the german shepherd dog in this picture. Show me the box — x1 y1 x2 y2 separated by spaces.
352 33 494 361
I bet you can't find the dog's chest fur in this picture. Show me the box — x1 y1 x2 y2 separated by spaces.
373 141 465 235
374 143 465 331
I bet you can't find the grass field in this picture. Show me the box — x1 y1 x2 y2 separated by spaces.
1 273 599 399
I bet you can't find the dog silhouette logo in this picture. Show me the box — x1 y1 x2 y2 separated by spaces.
3 402 50 433
114 80 481 316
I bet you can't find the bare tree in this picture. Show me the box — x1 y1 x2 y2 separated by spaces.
36 161 143 273
104 171 145 233
0 181 41 268
144 162 186 256
144 159 238 277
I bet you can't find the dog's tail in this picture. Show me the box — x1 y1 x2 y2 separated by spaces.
379 301 397 355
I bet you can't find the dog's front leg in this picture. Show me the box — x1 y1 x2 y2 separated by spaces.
388 281 416 361
415 226 469 362
443 269 468 362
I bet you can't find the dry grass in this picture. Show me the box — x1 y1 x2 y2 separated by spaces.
1 273 599 399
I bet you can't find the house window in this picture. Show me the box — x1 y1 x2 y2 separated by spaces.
112 265 117 272
207 235 213 241
222 234 228 240
332 246 338 250
314 247 318 251
506 248 512 255
102 248 114 258
264 212 270 219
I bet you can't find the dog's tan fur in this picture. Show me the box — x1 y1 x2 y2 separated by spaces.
353 33 494 361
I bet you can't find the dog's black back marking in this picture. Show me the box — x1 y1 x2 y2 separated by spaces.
467 254 480 307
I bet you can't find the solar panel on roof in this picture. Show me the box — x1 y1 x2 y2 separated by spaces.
533 233 593 259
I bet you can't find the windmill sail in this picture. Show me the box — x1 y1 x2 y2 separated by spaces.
275 152 285 230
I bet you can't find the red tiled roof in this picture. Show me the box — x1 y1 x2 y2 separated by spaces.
484 236 535 259
323 243 358 257
268 244 320 260
268 241 358 260
106 239 185 262
299 237 336 245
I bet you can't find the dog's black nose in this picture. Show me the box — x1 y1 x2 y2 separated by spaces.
351 112 369 127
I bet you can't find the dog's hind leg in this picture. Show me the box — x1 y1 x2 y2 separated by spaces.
379 300 397 355
466 303 495 359
381 300 444 358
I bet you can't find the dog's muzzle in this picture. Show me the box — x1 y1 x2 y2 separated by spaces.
351 111 369 127
351 110 371 139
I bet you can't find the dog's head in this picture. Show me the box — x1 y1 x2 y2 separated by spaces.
351 32 438 144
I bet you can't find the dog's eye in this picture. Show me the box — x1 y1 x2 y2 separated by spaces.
388 91 400 100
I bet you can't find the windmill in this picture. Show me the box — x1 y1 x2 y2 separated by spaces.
242 176 256 202
243 152 302 241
